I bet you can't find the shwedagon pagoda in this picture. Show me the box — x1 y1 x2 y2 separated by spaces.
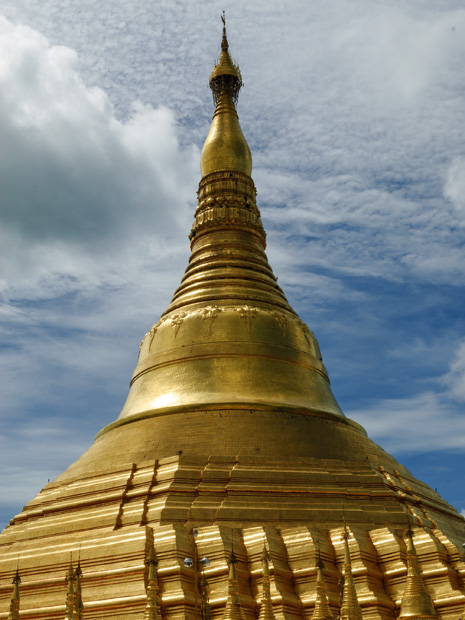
1 20 465 620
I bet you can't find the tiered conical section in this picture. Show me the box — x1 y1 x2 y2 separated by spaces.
53 19 377 484
258 548 276 620
74 561 83 620
114 18 345 430
222 554 246 620
311 558 334 620
1 19 465 620
64 561 76 620
340 530 362 620
399 530 436 620
6 570 20 620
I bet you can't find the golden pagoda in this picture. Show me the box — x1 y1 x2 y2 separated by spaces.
1 18 465 620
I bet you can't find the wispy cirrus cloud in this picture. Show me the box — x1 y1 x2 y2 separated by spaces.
443 339 465 401
348 336 465 454
349 391 465 454
445 157 465 215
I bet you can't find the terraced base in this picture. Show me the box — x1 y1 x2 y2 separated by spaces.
1 452 464 620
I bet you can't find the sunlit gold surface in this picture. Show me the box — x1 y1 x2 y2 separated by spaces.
222 556 246 620
201 22 251 178
144 542 161 620
6 571 19 620
1 456 465 619
1 21 465 620
117 168 343 423
311 564 333 620
399 532 437 619
258 550 276 620
340 532 363 620
200 89 252 178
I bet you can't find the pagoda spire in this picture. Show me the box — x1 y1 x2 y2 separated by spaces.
258 546 276 620
64 559 76 620
222 553 246 620
113 14 347 446
312 555 334 620
399 530 436 620
340 530 362 620
200 13 252 178
144 544 161 620
7 569 20 620
74 560 83 620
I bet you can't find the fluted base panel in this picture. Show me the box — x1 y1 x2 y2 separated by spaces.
1 451 464 620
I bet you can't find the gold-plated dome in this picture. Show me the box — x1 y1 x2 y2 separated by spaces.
112 20 348 437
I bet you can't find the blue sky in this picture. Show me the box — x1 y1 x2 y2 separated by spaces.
1 0 465 530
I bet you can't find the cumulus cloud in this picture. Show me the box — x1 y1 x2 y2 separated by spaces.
0 15 198 287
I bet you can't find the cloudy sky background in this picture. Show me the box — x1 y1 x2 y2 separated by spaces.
1 0 465 529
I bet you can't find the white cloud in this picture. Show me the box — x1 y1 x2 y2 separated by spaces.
0 418 98 519
348 8 465 106
348 391 465 454
443 339 465 401
445 157 465 214
348 338 465 454
0 15 198 293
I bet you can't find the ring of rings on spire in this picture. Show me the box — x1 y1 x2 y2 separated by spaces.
190 171 266 245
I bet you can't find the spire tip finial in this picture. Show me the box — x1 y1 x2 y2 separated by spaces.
221 11 228 51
